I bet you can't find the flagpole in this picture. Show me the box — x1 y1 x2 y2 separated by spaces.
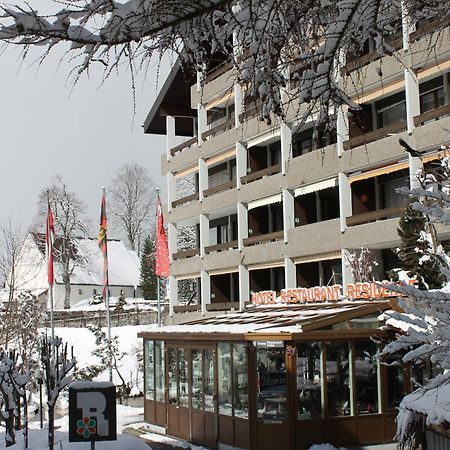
103 187 112 383
47 191 55 341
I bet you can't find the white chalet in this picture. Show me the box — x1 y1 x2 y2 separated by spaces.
12 233 141 309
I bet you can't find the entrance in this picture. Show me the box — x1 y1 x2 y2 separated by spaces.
166 345 217 447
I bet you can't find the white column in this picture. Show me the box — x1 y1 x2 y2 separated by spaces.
401 0 415 51
235 84 243 128
280 122 292 174
199 158 208 201
167 172 176 213
197 104 207 145
200 270 211 315
237 202 249 251
236 141 247 189
336 105 349 157
169 275 178 316
238 264 249 311
409 154 423 189
199 214 210 258
284 257 296 289
168 222 178 262
166 115 176 160
341 249 354 296
283 189 295 243
405 68 420 134
338 172 352 233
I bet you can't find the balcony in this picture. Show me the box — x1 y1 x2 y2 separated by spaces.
204 240 239 254
172 247 201 260
243 230 284 247
239 101 263 123
170 136 197 157
241 164 281 185
202 117 234 141
205 302 241 312
414 104 450 127
171 192 199 209
204 60 234 84
346 204 406 227
204 180 236 198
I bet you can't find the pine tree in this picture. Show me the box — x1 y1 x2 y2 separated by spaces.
140 235 157 300
397 198 444 290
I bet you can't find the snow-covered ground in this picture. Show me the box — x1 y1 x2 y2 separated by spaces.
70 296 166 312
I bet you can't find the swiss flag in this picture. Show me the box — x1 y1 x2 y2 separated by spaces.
155 195 170 278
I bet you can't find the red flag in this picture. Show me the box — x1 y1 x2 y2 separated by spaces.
155 195 170 278
98 190 109 298
45 202 55 285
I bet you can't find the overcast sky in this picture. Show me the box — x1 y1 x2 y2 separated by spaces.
0 43 168 236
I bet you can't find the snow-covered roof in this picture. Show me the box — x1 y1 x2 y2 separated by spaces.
31 233 140 287
139 300 392 339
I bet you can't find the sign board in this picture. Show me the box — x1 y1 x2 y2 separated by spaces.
251 280 416 306
69 382 117 443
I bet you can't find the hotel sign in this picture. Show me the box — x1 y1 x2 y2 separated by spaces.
251 280 415 306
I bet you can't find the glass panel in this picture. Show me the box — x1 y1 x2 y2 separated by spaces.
178 349 189 408
326 342 351 416
355 341 379 414
155 341 165 402
218 343 233 416
205 350 215 412
192 349 203 410
144 341 155 400
233 344 248 419
297 343 322 420
377 101 406 128
168 348 177 405
257 345 287 422
386 355 405 410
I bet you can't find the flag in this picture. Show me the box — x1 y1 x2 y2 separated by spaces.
45 202 55 285
98 190 109 298
155 194 170 278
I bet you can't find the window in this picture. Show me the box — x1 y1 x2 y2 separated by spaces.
233 344 248 418
297 343 322 420
168 348 177 405
385 354 405 410
178 349 189 407
354 341 379 414
326 342 351 416
155 341 165 402
205 350 215 412
376 92 406 128
380 175 409 209
420 76 445 114
144 341 155 400
257 344 287 422
218 344 233 416
192 350 204 410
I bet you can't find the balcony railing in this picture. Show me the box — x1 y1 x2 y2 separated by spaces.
343 120 406 150
346 204 406 227
173 305 201 313
204 60 234 84
413 104 450 127
240 164 281 185
410 15 450 43
202 117 234 141
239 101 263 123
172 248 201 260
203 180 236 198
170 136 197 157
243 230 284 247
204 240 239 254
206 302 241 312
171 192 199 208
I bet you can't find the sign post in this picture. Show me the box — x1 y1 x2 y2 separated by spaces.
69 382 117 447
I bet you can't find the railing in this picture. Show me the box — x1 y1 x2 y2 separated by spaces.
202 117 234 140
173 305 201 313
204 240 239 254
171 192 199 208
343 120 406 150
204 60 234 84
170 136 197 156
410 15 450 43
239 101 263 123
206 302 241 312
172 248 201 260
243 230 284 247
414 104 450 127
346 204 406 227
240 164 281 184
203 180 236 198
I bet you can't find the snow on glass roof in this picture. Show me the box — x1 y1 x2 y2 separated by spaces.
139 300 392 338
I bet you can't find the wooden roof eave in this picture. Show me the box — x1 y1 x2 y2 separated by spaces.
137 331 247 341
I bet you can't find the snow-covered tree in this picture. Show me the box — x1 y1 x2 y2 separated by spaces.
109 163 157 253
380 147 450 449
344 247 377 283
40 336 76 450
140 235 157 300
397 197 445 290
34 175 89 309
1 1 448 124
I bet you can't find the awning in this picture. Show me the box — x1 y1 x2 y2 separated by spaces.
206 147 236 166
248 261 285 271
247 128 280 148
349 160 409 183
354 78 404 104
248 193 282 210
294 251 341 264
209 267 239 276
293 178 337 197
